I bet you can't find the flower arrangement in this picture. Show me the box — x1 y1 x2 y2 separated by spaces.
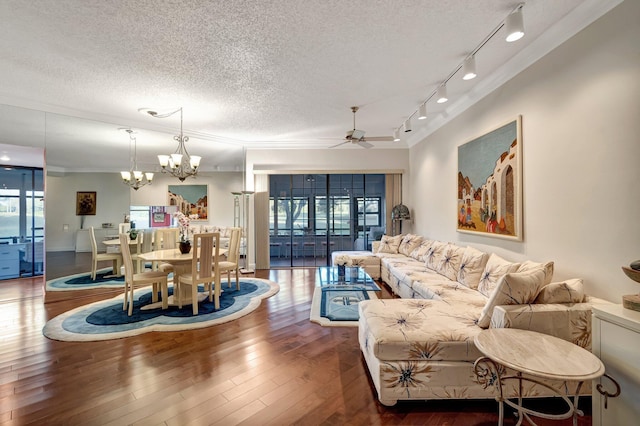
335 254 353 267
173 211 199 242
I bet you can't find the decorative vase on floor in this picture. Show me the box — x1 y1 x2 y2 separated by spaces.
337 264 346 281
179 241 191 254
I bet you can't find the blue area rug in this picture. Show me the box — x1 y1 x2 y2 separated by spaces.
309 287 375 327
43 278 279 341
46 268 125 291
46 266 171 291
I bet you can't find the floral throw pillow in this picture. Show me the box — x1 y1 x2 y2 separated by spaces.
424 241 446 270
377 234 403 254
477 253 521 298
457 246 490 289
534 278 584 304
435 244 465 281
477 268 547 328
409 239 434 262
398 234 423 257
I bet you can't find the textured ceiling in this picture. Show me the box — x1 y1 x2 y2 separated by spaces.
0 0 618 172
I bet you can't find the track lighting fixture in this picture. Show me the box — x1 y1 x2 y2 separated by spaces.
393 3 525 133
393 129 401 142
418 103 427 120
436 85 448 104
505 6 525 42
403 119 412 133
462 55 477 80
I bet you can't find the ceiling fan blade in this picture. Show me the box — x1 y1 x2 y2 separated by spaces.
363 136 394 142
329 140 350 148
358 141 374 149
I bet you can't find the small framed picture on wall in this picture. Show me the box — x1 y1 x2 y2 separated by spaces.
76 191 97 216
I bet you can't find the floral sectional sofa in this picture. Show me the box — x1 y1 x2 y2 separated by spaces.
341 234 610 406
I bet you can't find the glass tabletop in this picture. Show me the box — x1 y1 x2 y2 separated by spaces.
316 266 381 291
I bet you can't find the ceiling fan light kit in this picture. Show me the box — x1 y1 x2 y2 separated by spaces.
393 3 525 136
331 106 394 149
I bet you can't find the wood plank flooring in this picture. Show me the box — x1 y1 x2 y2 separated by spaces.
0 261 592 425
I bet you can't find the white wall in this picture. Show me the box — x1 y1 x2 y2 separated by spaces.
45 171 244 251
246 148 410 189
45 173 129 251
408 0 640 301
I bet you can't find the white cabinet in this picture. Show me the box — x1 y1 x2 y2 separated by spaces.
592 304 640 426
0 244 25 279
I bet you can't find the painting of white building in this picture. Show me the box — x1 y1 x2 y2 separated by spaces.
457 117 522 240
168 185 208 220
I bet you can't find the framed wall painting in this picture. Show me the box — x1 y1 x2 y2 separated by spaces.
167 184 208 220
153 212 166 223
457 116 522 241
76 191 97 216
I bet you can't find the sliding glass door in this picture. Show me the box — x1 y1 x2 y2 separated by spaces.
0 166 44 279
269 174 385 268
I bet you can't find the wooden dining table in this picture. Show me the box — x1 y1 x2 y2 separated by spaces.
137 247 227 310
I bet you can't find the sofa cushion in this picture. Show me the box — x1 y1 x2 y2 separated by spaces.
434 243 465 281
398 234 423 257
424 241 446 270
457 246 490 289
477 268 547 328
409 238 433 262
377 234 403 254
359 298 485 362
477 254 521 298
518 260 555 285
535 278 585 304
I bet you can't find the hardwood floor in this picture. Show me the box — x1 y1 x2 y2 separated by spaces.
0 261 592 425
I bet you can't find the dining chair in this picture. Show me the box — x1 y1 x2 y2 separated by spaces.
89 226 122 280
154 228 180 273
218 227 242 290
176 232 221 315
119 234 169 316
131 229 154 273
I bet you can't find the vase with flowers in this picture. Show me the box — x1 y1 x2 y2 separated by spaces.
173 211 198 253
334 254 353 281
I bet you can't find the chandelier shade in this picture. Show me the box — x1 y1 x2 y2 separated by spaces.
120 129 153 190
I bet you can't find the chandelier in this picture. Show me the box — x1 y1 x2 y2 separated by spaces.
120 129 153 190
144 107 201 182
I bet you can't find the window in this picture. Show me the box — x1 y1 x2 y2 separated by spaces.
269 196 308 236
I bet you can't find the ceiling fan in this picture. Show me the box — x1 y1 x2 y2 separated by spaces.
329 106 394 149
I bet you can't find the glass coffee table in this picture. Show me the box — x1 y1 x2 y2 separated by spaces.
314 266 380 323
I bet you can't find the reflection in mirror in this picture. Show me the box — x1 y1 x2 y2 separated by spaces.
0 103 244 303
129 205 178 229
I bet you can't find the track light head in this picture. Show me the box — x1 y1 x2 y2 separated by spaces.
418 103 427 120
462 55 477 80
505 7 525 42
436 85 448 104
393 129 401 142
403 119 412 133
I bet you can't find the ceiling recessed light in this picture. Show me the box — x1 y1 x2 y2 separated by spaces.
0 155 10 162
